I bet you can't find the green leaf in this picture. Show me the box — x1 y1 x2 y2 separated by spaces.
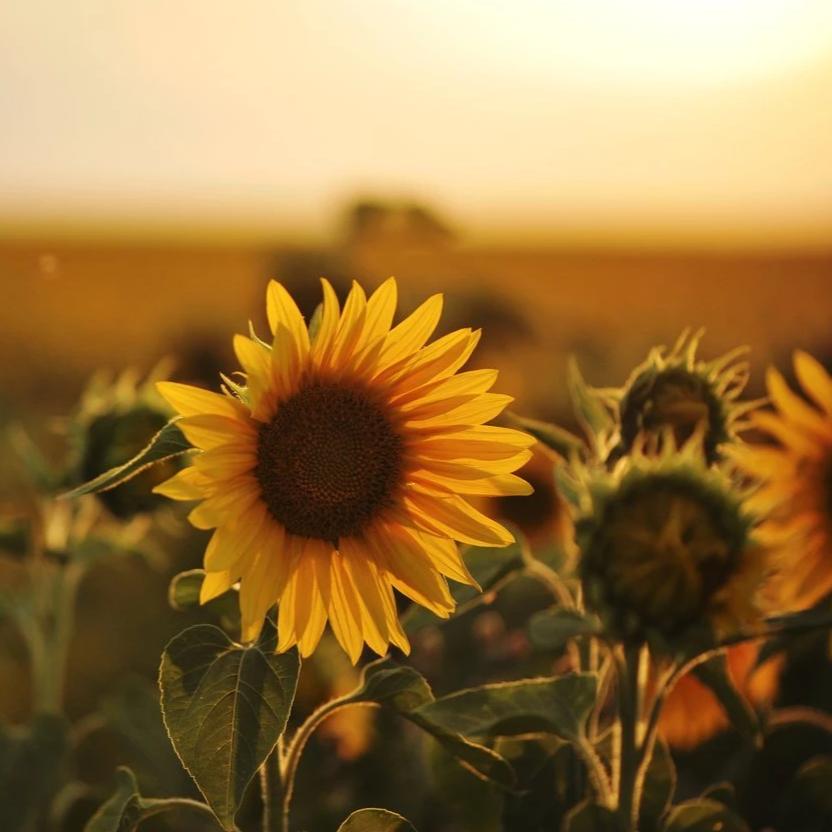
528 608 601 652
692 653 761 746
562 800 619 832
640 740 676 832
337 808 418 832
83 768 146 832
83 767 215 832
414 673 598 742
503 412 584 459
662 799 749 832
346 660 515 789
61 420 191 499
167 570 240 631
567 358 615 446
0 715 69 832
403 543 525 633
159 621 300 829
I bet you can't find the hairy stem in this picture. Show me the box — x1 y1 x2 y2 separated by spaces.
279 696 377 832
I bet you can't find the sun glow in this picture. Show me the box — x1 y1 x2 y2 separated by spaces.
432 0 832 88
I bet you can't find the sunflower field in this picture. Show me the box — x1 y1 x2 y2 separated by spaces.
3 267 832 832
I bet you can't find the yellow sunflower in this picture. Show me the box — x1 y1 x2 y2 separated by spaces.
730 351 832 608
154 278 533 661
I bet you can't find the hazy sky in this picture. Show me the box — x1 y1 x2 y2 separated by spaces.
2 1 832 246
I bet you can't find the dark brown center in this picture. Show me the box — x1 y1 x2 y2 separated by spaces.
255 382 403 542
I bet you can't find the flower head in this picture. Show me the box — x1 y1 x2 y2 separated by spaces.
570 439 767 647
154 278 533 661
73 367 179 518
730 351 832 608
609 330 754 464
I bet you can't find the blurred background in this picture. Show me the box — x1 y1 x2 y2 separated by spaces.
1 2 832 830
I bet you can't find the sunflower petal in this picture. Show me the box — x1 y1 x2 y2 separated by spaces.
157 381 243 419
402 490 515 547
376 293 443 369
794 351 832 414
153 465 208 500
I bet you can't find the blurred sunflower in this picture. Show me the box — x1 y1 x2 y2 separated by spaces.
730 351 832 607
608 330 756 464
572 439 769 647
154 278 533 661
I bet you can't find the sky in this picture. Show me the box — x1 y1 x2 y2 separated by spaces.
1 0 832 247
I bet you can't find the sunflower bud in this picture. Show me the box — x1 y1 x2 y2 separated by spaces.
575 443 766 648
72 368 178 518
612 330 754 464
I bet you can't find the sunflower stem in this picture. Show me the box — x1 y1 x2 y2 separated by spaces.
279 693 376 832
615 645 644 832
260 747 282 832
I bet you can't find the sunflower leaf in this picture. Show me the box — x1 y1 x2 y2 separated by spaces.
503 412 584 459
83 766 216 832
413 673 598 743
159 622 299 830
661 798 749 832
347 659 515 789
567 358 615 448
640 739 676 832
528 608 602 652
337 808 418 832
60 420 192 499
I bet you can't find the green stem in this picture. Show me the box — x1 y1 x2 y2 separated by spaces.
616 645 644 832
260 747 282 832
279 695 377 832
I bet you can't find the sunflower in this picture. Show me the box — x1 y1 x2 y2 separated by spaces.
570 438 768 647
730 351 832 608
154 278 533 661
606 330 756 465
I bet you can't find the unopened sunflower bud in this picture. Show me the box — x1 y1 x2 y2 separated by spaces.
612 330 755 464
576 444 767 648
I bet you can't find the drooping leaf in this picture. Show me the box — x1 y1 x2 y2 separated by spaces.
662 799 749 832
403 543 525 633
337 808 418 832
528 608 601 652
503 412 584 459
159 621 300 829
414 673 598 742
640 740 676 832
83 767 145 832
0 714 68 832
61 420 191 499
83 767 215 832
692 653 761 746
345 660 514 789
561 800 619 832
